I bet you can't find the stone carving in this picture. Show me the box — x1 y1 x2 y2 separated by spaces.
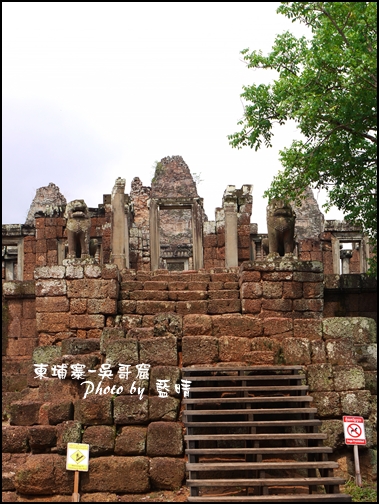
64 200 91 258
266 199 296 256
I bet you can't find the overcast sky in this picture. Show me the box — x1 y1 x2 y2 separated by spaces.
3 1 344 232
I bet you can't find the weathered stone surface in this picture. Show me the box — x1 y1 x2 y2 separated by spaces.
9 401 43 426
36 312 69 332
149 366 181 396
182 336 218 366
263 317 293 336
139 336 178 366
3 281 36 299
43 401 73 425
364 371 377 395
354 344 377 370
105 339 139 367
56 420 82 454
2 453 28 492
82 425 115 455
149 457 185 490
333 366 365 391
340 390 372 417
219 336 251 362
2 426 29 452
320 419 345 449
310 340 326 363
35 279 66 297
74 396 113 425
100 327 125 353
322 317 377 343
146 422 183 456
245 351 275 365
153 312 183 337
281 338 311 365
28 425 57 453
81 456 150 493
61 338 100 355
148 396 180 421
34 266 65 279
212 314 263 337
32 345 62 364
25 182 66 226
14 454 73 494
307 364 334 392
35 296 69 312
325 339 357 366
113 395 149 424
183 314 212 336
311 392 341 417
114 426 146 455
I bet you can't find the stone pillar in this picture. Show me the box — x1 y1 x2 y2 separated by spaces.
111 178 127 269
191 201 204 270
149 199 160 271
224 204 238 268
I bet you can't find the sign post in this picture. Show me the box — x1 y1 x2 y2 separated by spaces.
343 416 366 487
66 443 89 502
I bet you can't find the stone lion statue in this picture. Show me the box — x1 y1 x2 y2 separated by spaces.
64 200 91 259
265 199 296 256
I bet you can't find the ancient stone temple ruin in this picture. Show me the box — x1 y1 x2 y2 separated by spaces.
2 156 377 501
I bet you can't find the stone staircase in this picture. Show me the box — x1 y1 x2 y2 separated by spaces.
182 365 351 502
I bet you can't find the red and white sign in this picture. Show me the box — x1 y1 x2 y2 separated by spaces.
343 416 366 445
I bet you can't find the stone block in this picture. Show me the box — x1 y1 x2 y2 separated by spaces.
101 264 119 279
22 299 36 319
139 336 178 366
333 366 365 391
115 426 146 455
364 371 377 395
241 299 262 314
183 314 212 336
65 265 84 279
241 282 263 299
175 300 208 315
311 340 326 363
87 298 117 314
61 338 100 355
146 422 183 456
262 299 292 312
149 366 181 397
131 290 169 300
182 336 218 366
46 401 74 424
293 319 323 340
239 270 261 284
323 317 377 343
149 457 186 490
113 395 149 424
2 426 29 452
118 300 137 313
105 339 139 366
56 421 82 454
282 282 303 299
212 314 263 337
74 396 113 425
326 339 357 365
311 392 341 417
303 282 324 298
36 312 69 332
263 317 293 336
148 396 180 421
245 351 275 365
354 344 377 371
307 364 334 392
340 390 372 416
168 290 207 301
262 282 283 299
208 299 241 314
219 336 251 362
293 299 324 312
28 425 57 453
35 296 69 312
35 279 66 296
100 327 125 353
80 456 150 493
34 266 65 279
14 453 73 494
69 314 105 329
84 264 102 278
82 425 115 455
153 312 182 338
136 301 176 314
281 338 311 365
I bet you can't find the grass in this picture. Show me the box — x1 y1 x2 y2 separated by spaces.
343 478 377 502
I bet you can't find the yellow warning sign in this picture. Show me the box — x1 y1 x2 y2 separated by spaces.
66 443 89 471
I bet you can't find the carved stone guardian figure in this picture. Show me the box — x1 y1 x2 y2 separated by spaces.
266 199 296 256
64 199 91 258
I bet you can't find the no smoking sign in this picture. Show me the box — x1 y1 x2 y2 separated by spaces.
343 416 366 445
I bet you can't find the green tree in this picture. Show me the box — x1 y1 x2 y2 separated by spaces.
228 2 377 273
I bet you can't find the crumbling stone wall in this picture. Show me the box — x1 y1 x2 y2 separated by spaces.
2 258 377 500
